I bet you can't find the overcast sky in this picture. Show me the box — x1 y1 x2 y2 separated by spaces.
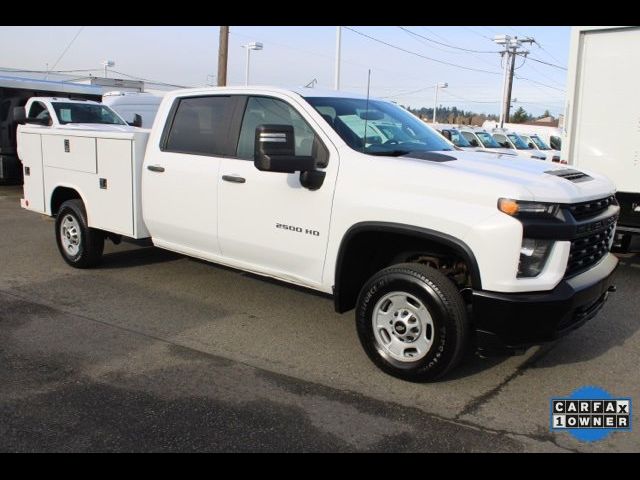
0 26 570 116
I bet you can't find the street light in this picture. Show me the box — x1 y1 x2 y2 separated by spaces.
102 60 115 78
433 82 448 124
242 42 263 86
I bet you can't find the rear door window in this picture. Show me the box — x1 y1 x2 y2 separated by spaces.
164 96 236 156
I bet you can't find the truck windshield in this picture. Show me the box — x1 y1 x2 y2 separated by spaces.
507 133 532 150
304 97 453 156
51 102 126 125
529 135 551 150
475 131 501 148
448 129 472 147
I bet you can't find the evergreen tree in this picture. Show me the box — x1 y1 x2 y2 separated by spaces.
510 107 531 123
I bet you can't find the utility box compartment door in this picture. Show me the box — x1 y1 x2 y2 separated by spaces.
90 138 133 236
42 135 97 173
20 133 46 213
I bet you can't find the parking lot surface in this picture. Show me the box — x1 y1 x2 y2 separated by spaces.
1 185 638 452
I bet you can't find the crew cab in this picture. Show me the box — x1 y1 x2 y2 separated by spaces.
16 86 620 382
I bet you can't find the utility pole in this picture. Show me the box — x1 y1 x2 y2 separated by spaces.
494 35 534 127
433 82 448 124
217 26 229 87
334 26 342 90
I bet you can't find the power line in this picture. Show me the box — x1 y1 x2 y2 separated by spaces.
228 29 434 87
519 61 566 87
381 84 437 99
515 75 565 92
46 26 85 77
461 26 495 42
343 26 502 76
519 54 567 70
398 26 499 54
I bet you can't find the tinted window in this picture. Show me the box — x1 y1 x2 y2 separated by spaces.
460 131 477 145
550 135 562 150
51 102 125 125
449 129 471 147
507 133 531 150
237 97 318 160
165 96 235 156
28 101 48 119
475 131 501 148
492 134 511 148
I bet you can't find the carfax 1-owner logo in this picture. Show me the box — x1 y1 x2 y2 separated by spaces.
551 386 632 442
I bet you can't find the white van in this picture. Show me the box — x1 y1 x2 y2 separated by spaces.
102 91 163 128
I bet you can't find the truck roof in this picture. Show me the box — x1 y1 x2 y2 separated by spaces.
164 85 373 101
30 97 102 105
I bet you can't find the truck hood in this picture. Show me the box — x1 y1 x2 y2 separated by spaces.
401 149 616 204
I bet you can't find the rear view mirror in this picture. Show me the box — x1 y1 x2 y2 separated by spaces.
528 142 535 149
254 124 316 174
469 139 479 147
128 113 143 127
359 110 384 120
441 130 452 141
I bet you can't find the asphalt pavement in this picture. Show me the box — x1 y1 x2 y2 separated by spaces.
1 185 638 452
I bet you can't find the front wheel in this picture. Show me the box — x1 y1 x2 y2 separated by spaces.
55 199 104 268
356 263 469 382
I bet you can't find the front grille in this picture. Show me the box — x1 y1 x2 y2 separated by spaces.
568 196 616 221
566 221 616 277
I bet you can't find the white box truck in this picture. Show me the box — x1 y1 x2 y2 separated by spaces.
562 26 640 251
16 86 620 382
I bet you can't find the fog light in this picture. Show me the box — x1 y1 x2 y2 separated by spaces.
518 238 554 278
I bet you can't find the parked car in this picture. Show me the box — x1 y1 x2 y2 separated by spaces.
17 86 619 382
488 129 548 161
483 120 562 152
458 126 518 156
518 133 561 163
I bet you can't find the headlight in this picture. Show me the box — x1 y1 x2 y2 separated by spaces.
518 238 554 277
498 198 559 217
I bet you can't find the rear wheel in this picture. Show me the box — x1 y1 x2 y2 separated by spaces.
356 263 468 382
55 199 104 268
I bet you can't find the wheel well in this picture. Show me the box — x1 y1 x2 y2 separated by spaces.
50 187 82 216
334 224 480 313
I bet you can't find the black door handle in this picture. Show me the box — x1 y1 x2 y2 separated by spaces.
147 165 165 173
222 175 246 184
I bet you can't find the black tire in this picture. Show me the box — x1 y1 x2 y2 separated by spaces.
55 199 104 268
356 263 468 382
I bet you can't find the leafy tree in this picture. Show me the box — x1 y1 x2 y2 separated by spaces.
510 106 531 123
540 109 551 118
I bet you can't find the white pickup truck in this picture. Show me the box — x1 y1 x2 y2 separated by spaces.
16 86 620 382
